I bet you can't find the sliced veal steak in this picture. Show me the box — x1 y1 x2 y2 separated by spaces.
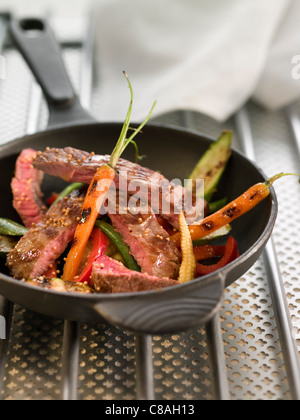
106 192 181 280
33 147 103 184
33 147 207 228
26 277 94 294
91 256 178 293
11 149 46 228
7 190 84 280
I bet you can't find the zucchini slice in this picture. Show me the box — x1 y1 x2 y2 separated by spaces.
188 131 232 202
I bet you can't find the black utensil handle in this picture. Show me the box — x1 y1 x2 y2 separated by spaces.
10 18 95 128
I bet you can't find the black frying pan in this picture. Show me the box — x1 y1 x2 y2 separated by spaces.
0 18 277 335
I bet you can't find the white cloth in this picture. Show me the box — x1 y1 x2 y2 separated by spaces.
253 0 300 110
94 0 299 122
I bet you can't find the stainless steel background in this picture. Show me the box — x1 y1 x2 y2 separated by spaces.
0 7 300 400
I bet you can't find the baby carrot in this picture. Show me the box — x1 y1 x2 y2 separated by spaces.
63 73 156 282
62 165 115 282
172 173 300 247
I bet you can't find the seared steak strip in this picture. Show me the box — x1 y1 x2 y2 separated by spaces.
11 149 46 228
33 147 208 228
26 277 94 294
91 256 178 293
7 190 84 280
106 192 181 280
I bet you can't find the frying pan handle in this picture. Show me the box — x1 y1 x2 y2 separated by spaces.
9 18 96 129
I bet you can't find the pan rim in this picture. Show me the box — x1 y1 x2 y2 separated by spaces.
0 120 213 155
0 122 278 302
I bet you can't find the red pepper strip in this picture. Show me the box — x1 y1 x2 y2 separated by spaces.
196 236 239 276
46 194 59 207
76 228 109 285
194 244 226 261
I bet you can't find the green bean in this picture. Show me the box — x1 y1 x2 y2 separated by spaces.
50 183 84 208
209 197 228 214
0 218 28 236
95 220 141 272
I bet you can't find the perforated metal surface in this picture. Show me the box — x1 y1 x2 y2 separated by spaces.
154 108 298 400
0 11 300 401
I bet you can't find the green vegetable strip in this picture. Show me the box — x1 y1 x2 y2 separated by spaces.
0 218 28 236
50 183 84 208
187 131 232 202
192 224 232 247
209 197 228 214
95 220 141 272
